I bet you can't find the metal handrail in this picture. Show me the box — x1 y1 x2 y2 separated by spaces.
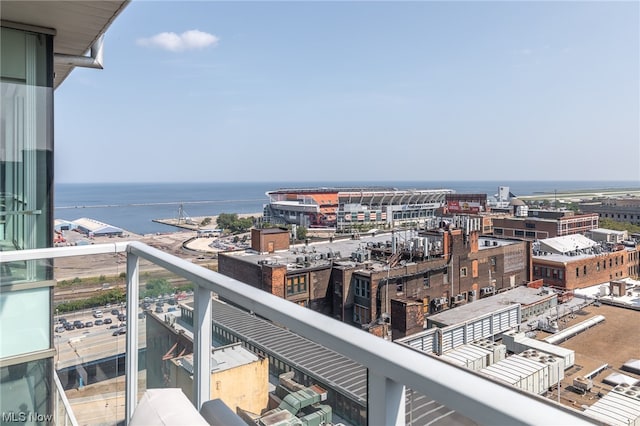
1 243 599 426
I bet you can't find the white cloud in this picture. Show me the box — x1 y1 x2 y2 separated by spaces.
137 30 219 52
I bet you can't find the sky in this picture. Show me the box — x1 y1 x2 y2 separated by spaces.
54 1 640 183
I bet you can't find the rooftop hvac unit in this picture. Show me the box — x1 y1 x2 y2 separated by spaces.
573 377 593 391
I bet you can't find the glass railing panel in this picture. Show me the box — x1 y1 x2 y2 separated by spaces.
139 267 194 400
53 371 78 426
53 251 126 425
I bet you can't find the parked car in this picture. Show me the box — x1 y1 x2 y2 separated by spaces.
112 328 126 336
155 306 163 313
111 309 120 316
109 324 119 329
85 321 93 327
54 326 65 333
118 314 126 322
76 322 84 329
93 310 103 318
167 307 176 312
64 324 75 331
103 318 113 324
95 319 104 326
73 320 83 327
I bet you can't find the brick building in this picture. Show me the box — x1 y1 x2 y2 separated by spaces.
219 226 531 339
251 228 290 253
492 210 599 240
532 235 640 290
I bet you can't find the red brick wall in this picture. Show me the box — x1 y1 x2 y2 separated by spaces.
533 250 632 290
251 228 289 253
262 264 286 297
218 254 263 289
390 299 424 339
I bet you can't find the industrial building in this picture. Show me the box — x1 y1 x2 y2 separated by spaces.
580 197 640 226
167 343 269 415
145 298 477 426
72 217 124 237
263 187 453 231
219 223 531 339
492 209 600 241
532 234 640 290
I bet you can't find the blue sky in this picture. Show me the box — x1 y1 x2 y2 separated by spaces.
55 1 640 183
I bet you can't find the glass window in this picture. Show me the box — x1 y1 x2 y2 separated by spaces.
0 358 51 424
1 27 54 284
286 275 307 296
0 287 50 358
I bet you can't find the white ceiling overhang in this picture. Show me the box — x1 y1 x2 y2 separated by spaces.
1 0 130 88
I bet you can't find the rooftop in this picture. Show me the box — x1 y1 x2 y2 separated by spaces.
172 343 260 375
427 286 556 327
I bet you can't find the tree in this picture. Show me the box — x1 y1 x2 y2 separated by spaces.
216 213 238 231
216 213 254 234
296 226 308 241
144 278 172 298
200 217 212 226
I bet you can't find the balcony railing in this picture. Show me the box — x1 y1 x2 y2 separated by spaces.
1 242 599 425
53 371 79 426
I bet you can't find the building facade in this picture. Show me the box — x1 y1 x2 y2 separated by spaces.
492 211 600 240
580 198 640 226
532 235 640 290
219 227 532 339
0 3 128 422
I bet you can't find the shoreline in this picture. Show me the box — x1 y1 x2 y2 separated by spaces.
151 212 262 233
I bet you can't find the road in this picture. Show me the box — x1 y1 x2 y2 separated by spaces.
55 309 145 370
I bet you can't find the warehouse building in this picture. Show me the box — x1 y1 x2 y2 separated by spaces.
72 217 124 237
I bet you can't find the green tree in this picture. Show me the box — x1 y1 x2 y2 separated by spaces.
600 219 640 234
296 226 308 241
217 213 254 234
216 213 238 231
234 217 253 233
144 278 172 298
200 217 212 226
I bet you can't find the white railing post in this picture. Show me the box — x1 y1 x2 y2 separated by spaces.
125 250 139 424
368 370 405 426
193 284 212 410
